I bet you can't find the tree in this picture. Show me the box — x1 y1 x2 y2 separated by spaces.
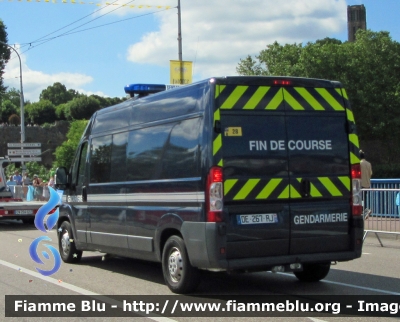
54 119 88 170
0 99 17 122
0 19 11 105
236 30 400 163
3 88 21 107
25 99 56 124
39 82 79 106
8 113 20 125
69 95 101 120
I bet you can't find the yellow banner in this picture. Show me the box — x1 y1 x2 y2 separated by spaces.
170 60 192 85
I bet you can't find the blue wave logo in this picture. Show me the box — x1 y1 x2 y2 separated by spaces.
29 187 62 276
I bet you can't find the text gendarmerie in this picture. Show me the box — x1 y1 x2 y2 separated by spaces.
294 213 348 225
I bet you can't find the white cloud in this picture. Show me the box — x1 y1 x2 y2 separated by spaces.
126 0 347 80
4 46 93 102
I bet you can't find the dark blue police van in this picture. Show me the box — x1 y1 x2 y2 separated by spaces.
55 76 364 293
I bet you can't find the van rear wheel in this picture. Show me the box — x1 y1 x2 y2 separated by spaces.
162 235 200 294
294 263 330 282
58 221 82 263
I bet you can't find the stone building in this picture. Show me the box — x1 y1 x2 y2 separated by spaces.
347 4 367 42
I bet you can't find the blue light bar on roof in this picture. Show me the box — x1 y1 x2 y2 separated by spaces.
124 84 166 96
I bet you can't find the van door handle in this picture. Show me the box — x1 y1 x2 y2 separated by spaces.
300 179 310 198
82 186 87 202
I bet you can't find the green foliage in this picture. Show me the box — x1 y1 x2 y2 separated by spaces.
3 88 21 107
236 30 400 164
39 82 79 106
25 99 56 124
0 99 18 122
55 103 71 121
373 164 400 179
0 19 10 101
5 162 53 180
54 119 88 170
69 96 101 120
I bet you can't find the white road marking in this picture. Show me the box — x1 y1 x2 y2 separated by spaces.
0 259 177 322
278 272 400 295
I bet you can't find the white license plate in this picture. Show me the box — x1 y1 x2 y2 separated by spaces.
15 210 34 215
237 213 278 225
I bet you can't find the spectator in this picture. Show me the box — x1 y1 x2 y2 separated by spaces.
32 174 43 201
6 176 16 197
22 172 31 200
13 171 23 185
360 150 373 219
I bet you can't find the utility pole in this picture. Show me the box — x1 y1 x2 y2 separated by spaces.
177 0 184 84
177 0 182 61
0 41 25 170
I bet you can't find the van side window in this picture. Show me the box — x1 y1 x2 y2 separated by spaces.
111 132 128 182
90 135 112 183
77 143 88 186
71 141 88 186
161 117 201 179
127 124 172 181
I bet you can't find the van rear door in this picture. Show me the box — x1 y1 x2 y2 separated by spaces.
215 85 290 260
214 80 354 260
282 87 352 255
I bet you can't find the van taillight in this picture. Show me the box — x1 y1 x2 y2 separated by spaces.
206 166 223 222
273 80 292 86
351 164 362 216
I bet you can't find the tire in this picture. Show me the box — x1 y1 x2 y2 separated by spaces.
58 221 82 263
294 262 331 282
162 235 200 294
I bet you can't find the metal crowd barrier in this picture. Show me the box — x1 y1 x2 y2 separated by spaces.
362 179 400 246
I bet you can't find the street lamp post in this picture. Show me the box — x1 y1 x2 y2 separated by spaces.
0 41 26 169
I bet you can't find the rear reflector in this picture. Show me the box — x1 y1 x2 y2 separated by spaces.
351 164 362 216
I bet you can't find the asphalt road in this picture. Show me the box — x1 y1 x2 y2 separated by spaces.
1 218 400 322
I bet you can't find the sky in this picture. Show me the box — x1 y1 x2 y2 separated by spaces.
1 0 400 102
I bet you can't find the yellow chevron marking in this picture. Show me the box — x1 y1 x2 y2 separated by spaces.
294 87 325 110
349 133 359 148
283 89 304 110
215 85 226 99
290 185 302 198
315 88 344 111
266 90 283 110
233 179 260 200
218 159 223 167
214 108 220 122
278 185 290 199
224 179 238 195
338 176 350 190
213 134 222 156
243 86 270 109
318 177 342 196
341 88 349 100
350 152 360 165
346 108 355 122
220 86 248 109
310 183 323 197
256 179 282 199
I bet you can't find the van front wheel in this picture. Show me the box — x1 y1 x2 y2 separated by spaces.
58 221 82 263
294 263 330 282
162 236 200 294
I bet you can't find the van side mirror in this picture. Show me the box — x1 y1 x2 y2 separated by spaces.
55 167 69 190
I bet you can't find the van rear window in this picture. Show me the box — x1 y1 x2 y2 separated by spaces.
220 112 349 177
